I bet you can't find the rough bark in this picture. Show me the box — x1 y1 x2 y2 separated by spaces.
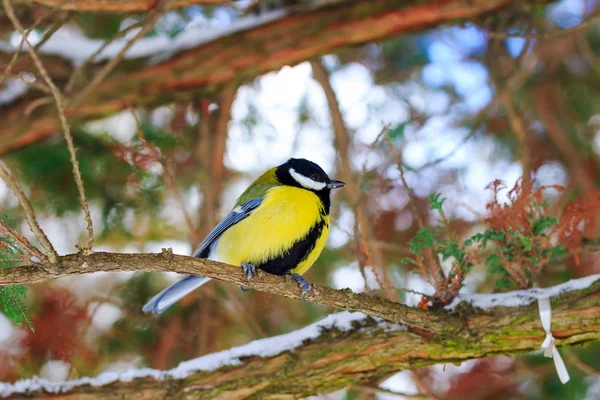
0 252 450 334
14 0 227 12
3 273 600 399
0 0 542 154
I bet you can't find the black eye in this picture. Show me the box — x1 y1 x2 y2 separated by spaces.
310 174 319 181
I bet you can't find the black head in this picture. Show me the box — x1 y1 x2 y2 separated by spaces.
275 158 345 213
275 158 345 192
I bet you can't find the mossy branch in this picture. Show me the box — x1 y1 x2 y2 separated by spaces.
2 269 600 399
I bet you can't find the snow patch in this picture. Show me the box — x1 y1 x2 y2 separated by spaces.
0 311 366 397
446 274 600 311
0 79 29 105
39 361 70 382
2 275 598 396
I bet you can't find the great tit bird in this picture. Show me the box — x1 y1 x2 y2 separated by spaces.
143 158 345 314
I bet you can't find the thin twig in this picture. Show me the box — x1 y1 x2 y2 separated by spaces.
385 135 424 229
131 110 195 235
65 20 146 93
17 75 52 94
385 135 446 290
33 12 72 50
0 217 47 262
24 96 53 116
364 285 429 297
371 240 409 253
3 0 95 252
311 59 390 293
356 125 392 293
0 1 70 88
0 43 26 89
416 32 538 173
69 1 169 106
0 163 58 264
415 118 483 172
504 96 531 188
0 15 45 88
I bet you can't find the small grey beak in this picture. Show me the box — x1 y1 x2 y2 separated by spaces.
327 180 346 190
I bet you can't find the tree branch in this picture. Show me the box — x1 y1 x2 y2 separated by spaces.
0 217 46 261
1 273 600 399
0 163 58 264
14 0 228 13
0 0 548 154
68 0 168 107
0 251 449 334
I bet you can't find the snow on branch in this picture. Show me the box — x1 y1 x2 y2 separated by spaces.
447 273 600 310
0 311 369 397
1 273 600 398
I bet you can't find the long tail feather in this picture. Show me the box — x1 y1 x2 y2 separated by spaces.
142 275 212 315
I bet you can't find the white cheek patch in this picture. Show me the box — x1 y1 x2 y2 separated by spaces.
289 168 327 191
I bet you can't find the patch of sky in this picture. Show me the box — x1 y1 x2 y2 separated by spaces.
547 0 586 29
506 36 530 58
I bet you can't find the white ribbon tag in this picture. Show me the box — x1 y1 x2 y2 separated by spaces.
538 296 570 384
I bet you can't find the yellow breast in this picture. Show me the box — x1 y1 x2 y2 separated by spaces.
214 185 329 275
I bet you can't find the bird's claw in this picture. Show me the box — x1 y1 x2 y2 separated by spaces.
241 262 256 281
290 274 312 299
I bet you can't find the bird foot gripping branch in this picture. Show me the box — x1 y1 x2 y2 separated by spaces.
242 262 256 281
290 273 313 298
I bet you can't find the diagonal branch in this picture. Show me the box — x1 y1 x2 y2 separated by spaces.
0 0 550 154
3 0 94 251
64 20 145 93
68 0 169 107
310 59 390 292
0 12 44 88
15 0 228 13
1 273 599 399
0 163 58 264
131 110 196 236
0 217 46 261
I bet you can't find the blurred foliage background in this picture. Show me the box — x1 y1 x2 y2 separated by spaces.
1 0 600 398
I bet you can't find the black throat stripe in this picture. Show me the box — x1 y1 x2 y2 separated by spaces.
254 217 329 276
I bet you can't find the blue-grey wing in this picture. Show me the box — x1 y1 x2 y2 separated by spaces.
192 198 263 258
143 198 262 315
